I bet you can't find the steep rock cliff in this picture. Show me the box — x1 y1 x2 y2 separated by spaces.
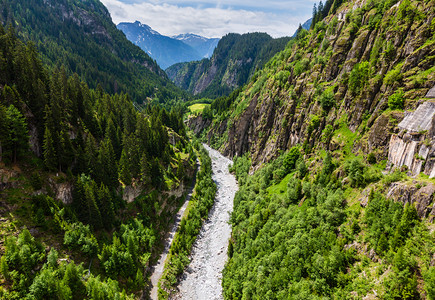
388 100 435 177
201 0 435 169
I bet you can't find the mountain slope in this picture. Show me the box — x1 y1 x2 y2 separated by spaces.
201 0 434 168
173 33 220 58
186 1 435 299
0 0 185 103
0 23 196 299
117 21 203 69
166 32 291 98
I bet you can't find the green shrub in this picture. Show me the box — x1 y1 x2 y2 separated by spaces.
425 267 435 299
382 169 404 185
367 152 377 164
384 42 396 62
294 58 310 76
283 147 301 173
321 124 334 145
29 173 43 191
384 63 403 85
388 89 405 110
344 157 366 187
64 222 99 257
349 61 370 95
308 115 321 135
318 89 335 111
230 153 251 185
274 70 290 89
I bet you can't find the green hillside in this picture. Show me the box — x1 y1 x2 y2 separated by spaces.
187 0 435 298
166 33 291 98
0 24 196 298
0 0 187 104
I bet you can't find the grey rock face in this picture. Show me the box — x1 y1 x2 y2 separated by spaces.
398 101 435 132
388 101 435 177
387 182 435 220
426 85 435 98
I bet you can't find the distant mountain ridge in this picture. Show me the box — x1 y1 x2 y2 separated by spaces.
292 18 313 37
117 21 220 69
172 33 220 58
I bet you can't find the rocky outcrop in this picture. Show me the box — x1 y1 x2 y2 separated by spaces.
427 85 435 98
186 115 212 136
123 184 144 203
0 168 19 190
388 101 435 177
387 182 435 220
398 101 435 133
53 182 74 205
361 112 403 161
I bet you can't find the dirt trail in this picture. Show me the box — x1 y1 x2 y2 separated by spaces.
171 144 238 300
148 160 198 300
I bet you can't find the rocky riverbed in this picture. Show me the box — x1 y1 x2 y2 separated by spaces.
171 144 238 300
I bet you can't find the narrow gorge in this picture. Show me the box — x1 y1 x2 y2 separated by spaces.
172 145 238 300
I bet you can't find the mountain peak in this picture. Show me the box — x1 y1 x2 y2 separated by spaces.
118 22 220 68
123 21 161 36
173 33 208 41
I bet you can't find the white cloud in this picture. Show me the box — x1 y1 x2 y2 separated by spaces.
101 0 312 38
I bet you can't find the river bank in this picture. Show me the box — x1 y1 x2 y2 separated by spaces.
171 144 238 300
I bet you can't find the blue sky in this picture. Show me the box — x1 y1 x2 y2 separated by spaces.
101 0 316 38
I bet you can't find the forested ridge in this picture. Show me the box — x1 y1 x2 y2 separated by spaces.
166 32 291 99
0 0 187 104
158 142 217 299
0 23 198 299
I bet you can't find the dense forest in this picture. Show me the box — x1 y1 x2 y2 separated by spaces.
0 24 197 298
224 150 435 299
0 0 187 104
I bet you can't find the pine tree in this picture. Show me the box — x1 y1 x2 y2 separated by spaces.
140 153 151 185
58 126 74 172
83 177 103 230
73 145 86 175
2 85 20 108
43 126 57 171
6 105 29 163
105 118 121 158
177 156 185 181
311 3 318 30
84 133 98 177
318 1 324 22
73 175 88 223
0 105 8 162
63 263 85 299
135 268 145 290
97 138 118 187
118 149 132 185
150 158 162 188
97 183 115 230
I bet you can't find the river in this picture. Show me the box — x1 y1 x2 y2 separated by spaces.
171 144 238 300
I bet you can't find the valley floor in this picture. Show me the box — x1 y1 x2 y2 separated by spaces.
171 145 238 300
